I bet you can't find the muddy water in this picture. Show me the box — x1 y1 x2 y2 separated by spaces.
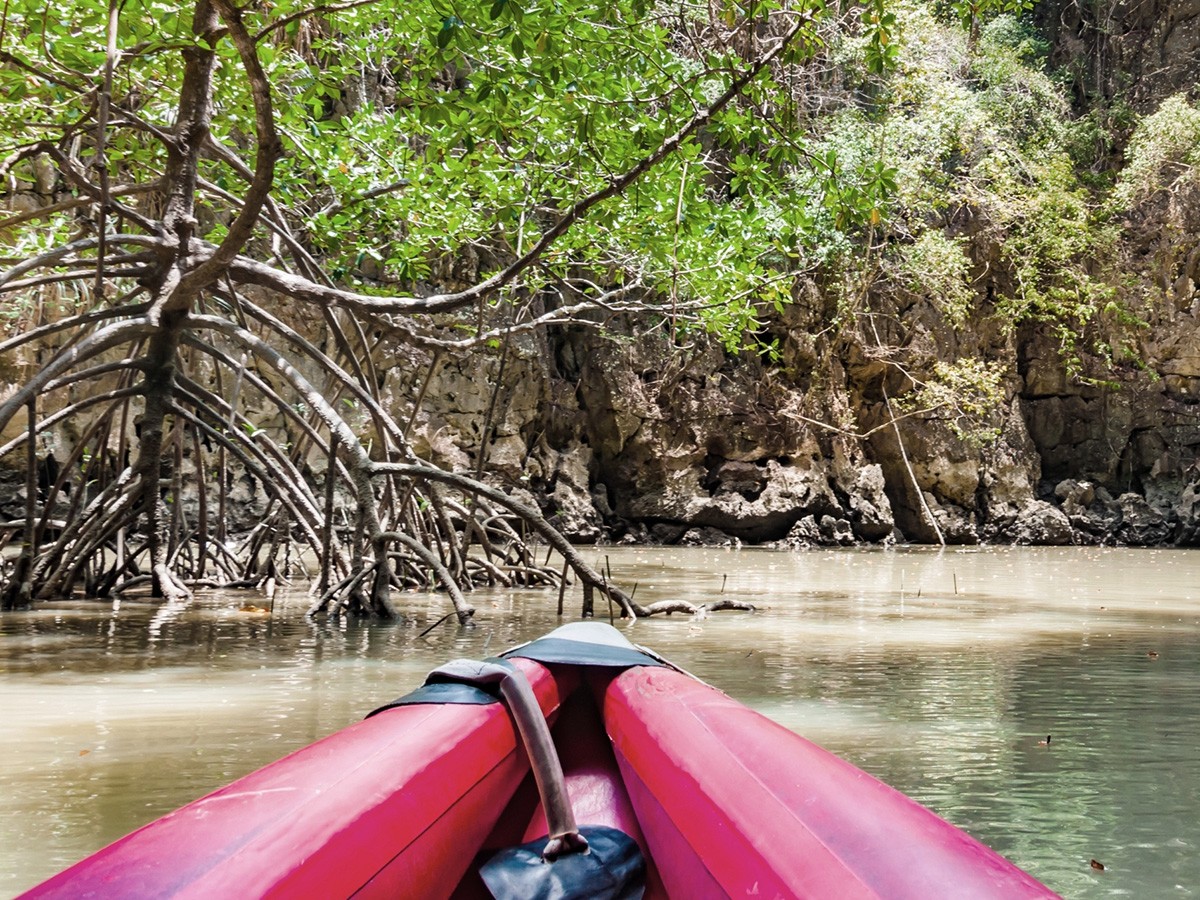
2 546 1198 897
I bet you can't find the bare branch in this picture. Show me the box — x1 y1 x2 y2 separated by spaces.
172 0 282 305
0 181 162 231
0 235 159 292
376 462 644 617
252 0 382 43
0 320 156 438
0 302 149 355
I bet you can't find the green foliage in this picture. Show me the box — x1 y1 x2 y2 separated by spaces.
1113 94 1200 206
0 0 912 355
814 6 1119 363
977 13 1048 59
862 0 901 76
250 0 846 342
898 232 975 326
0 0 201 307
947 0 1033 33
902 358 1005 444
0 0 1145 386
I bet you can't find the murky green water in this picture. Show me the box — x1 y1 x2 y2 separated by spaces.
2 546 1198 897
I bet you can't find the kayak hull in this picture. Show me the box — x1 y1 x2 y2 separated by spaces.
25 659 569 899
22 625 1058 899
602 664 1051 898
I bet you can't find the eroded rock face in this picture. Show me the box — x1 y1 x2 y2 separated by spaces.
384 322 910 546
540 330 883 544
380 297 1200 550
1004 171 1200 548
1040 0 1200 112
783 513 860 548
623 459 821 541
5 300 1190 552
545 442 602 542
847 465 895 541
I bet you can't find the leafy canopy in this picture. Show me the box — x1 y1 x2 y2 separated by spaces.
1 0 912 352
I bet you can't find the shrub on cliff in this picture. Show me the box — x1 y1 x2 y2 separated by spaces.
1113 94 1200 206
804 4 1119 385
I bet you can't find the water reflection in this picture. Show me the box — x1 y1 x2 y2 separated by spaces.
2 546 1198 897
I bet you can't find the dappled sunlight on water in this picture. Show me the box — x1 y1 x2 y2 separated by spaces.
2 546 1199 897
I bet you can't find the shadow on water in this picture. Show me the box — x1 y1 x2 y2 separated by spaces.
2 545 1199 897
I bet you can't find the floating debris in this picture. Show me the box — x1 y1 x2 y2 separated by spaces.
238 603 270 615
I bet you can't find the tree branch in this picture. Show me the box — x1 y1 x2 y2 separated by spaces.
220 11 812 318
173 0 281 303
375 462 644 617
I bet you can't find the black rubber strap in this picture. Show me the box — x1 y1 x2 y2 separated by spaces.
365 677 502 717
368 624 666 719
